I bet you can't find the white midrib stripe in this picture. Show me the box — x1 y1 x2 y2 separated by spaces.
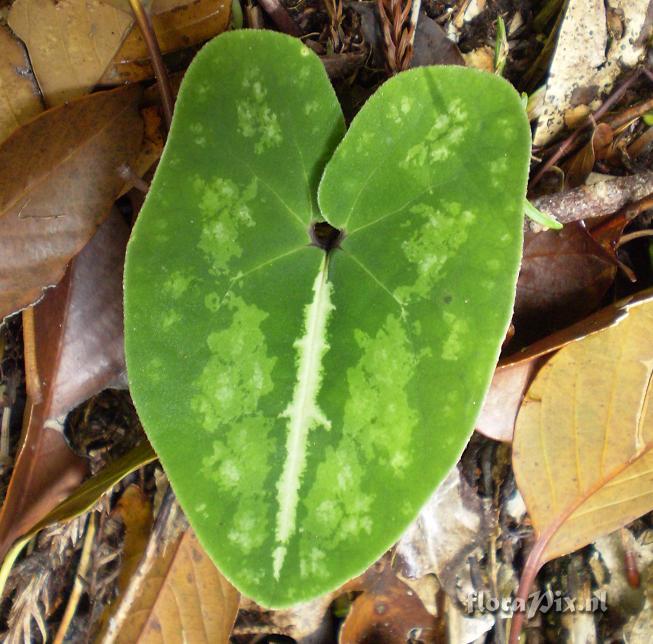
274 256 333 578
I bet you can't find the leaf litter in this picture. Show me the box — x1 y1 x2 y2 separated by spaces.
1 0 653 641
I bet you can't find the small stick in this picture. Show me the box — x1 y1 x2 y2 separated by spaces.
528 171 653 229
128 0 174 130
117 163 151 194
21 307 41 405
616 228 653 248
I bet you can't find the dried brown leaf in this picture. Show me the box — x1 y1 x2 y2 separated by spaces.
0 85 142 320
478 288 649 442
8 0 133 106
510 291 653 641
100 0 231 85
513 222 616 347
104 529 239 644
564 122 613 189
0 26 42 143
0 210 129 563
341 554 442 643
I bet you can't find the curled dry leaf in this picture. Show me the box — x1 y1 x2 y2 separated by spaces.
510 289 653 640
8 0 133 106
100 0 231 85
564 122 613 189
103 529 239 644
0 26 42 144
0 85 142 320
0 211 129 564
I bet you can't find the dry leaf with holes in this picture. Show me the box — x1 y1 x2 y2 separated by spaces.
511 290 653 636
8 0 133 106
0 26 42 143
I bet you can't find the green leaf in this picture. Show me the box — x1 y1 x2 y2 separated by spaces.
524 198 563 229
124 30 531 608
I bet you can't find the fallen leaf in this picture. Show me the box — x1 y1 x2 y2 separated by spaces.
8 0 133 106
513 222 616 347
235 594 337 642
411 14 465 67
119 105 166 196
564 122 613 188
103 529 239 644
341 554 443 644
0 26 42 143
396 467 491 601
475 361 536 442
0 210 130 563
0 85 142 320
478 288 653 442
100 0 231 85
510 290 653 639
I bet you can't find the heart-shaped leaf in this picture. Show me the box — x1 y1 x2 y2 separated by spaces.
124 30 530 607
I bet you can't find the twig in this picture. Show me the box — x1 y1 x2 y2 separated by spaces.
528 171 653 230
257 0 302 36
52 514 96 644
617 228 653 247
128 0 173 130
530 68 646 189
21 307 41 405
117 163 151 194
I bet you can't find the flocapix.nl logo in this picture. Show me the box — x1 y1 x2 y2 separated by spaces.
465 590 608 619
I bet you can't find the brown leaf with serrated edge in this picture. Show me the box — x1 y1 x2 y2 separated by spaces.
0 85 142 321
104 529 239 644
510 290 653 641
512 222 616 348
100 0 230 85
0 26 42 143
0 210 129 563
8 0 133 107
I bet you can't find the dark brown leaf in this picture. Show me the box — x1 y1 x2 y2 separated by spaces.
0 210 129 562
512 222 616 347
341 555 442 643
0 85 142 320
